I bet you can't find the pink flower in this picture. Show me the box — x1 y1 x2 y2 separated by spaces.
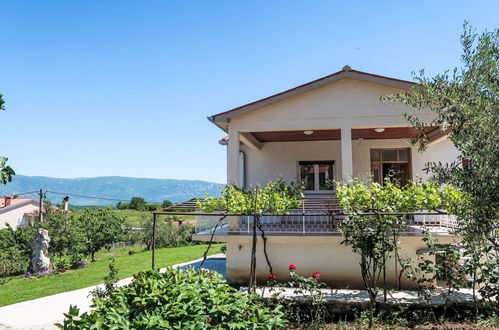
288 264 297 270
313 272 320 279
268 274 277 280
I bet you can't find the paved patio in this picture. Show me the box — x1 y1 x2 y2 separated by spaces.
0 254 226 330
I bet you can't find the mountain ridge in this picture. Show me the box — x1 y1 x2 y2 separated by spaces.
0 175 223 206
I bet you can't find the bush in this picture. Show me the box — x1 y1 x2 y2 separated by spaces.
0 226 37 276
59 267 286 329
139 217 195 249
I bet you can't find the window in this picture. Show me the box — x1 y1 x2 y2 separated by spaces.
370 148 411 185
299 161 335 192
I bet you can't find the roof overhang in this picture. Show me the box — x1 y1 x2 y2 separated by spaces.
219 126 443 147
208 66 415 132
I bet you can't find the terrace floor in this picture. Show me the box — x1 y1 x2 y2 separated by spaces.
246 287 494 309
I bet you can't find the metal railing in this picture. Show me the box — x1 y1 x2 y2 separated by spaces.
194 212 459 236
152 198 459 236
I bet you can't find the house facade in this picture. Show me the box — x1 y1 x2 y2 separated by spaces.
0 196 41 229
202 66 461 288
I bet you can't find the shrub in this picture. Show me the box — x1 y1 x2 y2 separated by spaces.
139 217 195 249
59 267 286 329
90 259 119 300
0 226 37 276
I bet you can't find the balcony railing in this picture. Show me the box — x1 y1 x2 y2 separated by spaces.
153 198 459 236
194 212 459 236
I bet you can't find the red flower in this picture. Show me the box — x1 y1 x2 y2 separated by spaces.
268 274 277 280
288 264 297 270
313 272 320 279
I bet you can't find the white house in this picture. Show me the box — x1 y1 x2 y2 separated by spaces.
195 66 461 288
0 196 41 229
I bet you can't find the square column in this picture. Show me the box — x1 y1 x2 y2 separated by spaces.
227 128 240 187
341 126 353 181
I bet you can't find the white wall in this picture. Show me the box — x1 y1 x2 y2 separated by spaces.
226 234 460 288
353 137 460 182
226 77 449 185
229 78 434 132
0 203 39 229
242 137 460 187
242 140 342 187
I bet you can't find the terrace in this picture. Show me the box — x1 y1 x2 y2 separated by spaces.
154 198 459 242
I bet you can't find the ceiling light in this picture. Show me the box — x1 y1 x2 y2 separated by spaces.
303 130 314 135
374 128 385 133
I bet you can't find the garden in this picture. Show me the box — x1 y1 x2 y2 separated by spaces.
0 23 497 329
0 202 220 306
57 24 497 329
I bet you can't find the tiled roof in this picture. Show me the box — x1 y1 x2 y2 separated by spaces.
0 197 34 208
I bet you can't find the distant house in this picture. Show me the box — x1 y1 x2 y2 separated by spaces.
0 196 41 229
192 65 461 289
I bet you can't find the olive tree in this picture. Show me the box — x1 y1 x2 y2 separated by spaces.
383 22 498 303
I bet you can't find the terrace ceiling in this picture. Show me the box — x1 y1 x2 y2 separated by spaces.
250 127 435 143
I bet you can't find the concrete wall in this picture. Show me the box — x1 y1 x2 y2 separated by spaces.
226 234 460 289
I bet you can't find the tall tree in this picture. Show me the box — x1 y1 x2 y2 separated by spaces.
384 23 498 302
0 94 15 184
129 197 148 211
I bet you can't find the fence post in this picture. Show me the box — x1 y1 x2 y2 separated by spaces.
152 213 157 269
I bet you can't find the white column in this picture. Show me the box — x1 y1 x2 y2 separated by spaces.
227 128 240 187
341 126 353 181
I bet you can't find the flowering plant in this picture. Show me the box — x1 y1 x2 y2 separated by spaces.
265 264 327 325
37 269 54 276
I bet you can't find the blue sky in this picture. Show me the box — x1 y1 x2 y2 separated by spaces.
1 1 497 184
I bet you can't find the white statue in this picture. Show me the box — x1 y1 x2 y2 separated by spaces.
30 228 51 273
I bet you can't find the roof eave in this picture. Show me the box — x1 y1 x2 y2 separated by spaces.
207 115 228 132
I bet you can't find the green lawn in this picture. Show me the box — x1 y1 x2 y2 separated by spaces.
0 243 224 307
72 209 197 226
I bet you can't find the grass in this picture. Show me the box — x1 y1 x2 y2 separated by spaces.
0 243 224 307
72 209 196 226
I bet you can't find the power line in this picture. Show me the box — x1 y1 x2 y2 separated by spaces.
3 189 165 204
45 190 162 204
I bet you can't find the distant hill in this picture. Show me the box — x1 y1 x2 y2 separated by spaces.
0 175 223 206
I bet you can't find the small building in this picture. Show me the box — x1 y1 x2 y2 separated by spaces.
192 66 461 288
0 196 41 229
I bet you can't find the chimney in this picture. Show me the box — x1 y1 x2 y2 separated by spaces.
4 195 12 207
63 196 69 213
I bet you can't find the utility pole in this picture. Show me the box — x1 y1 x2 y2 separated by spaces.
39 189 44 222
